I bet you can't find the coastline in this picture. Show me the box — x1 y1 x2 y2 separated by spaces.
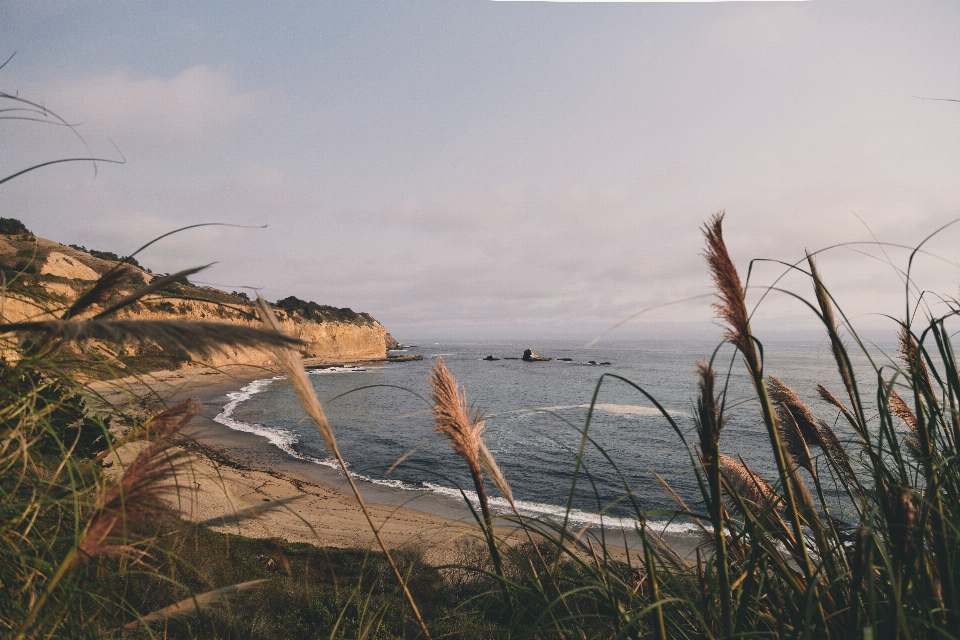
94 360 522 565
93 359 701 565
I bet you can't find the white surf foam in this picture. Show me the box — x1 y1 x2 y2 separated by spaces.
421 483 702 535
307 365 367 375
523 404 690 418
214 374 428 490
214 376 312 462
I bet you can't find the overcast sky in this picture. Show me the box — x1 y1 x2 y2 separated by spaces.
2 1 959 342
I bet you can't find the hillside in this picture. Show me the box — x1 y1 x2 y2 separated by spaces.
0 222 399 372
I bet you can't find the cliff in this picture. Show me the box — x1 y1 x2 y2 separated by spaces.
0 231 394 369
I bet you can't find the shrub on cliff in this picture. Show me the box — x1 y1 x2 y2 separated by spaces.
274 295 359 323
68 244 142 268
0 217 30 236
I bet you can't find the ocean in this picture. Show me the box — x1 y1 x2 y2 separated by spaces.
215 339 886 534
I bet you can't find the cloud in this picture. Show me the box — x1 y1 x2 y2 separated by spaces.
41 65 259 152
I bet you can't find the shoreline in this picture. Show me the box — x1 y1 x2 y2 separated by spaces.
94 360 528 565
93 359 702 564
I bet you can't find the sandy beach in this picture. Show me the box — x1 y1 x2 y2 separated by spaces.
93 360 539 566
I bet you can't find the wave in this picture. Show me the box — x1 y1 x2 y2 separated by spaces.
421 483 701 534
213 376 319 463
307 366 367 375
520 404 690 418
214 373 429 491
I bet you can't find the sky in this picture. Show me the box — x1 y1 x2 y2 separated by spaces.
2 1 959 342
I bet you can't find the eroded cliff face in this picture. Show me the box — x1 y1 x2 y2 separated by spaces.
0 235 392 368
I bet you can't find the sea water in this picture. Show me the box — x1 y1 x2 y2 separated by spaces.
216 339 891 533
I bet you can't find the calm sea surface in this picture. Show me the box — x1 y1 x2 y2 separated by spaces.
218 339 892 531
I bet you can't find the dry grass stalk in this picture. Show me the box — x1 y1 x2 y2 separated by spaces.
429 357 513 503
78 399 198 563
815 419 860 489
774 403 817 479
704 214 816 584
719 455 781 514
807 253 862 426
254 296 432 639
92 265 211 319
768 376 822 448
897 328 938 471
702 213 755 370
890 390 924 463
479 441 514 505
429 356 483 476
122 580 265 629
254 298 337 454
817 383 863 437
695 361 724 465
429 356 507 584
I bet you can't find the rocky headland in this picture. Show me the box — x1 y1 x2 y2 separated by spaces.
0 223 397 371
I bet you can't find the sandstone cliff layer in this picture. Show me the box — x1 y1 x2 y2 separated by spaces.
0 233 393 368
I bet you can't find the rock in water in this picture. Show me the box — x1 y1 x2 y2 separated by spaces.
387 354 423 362
522 348 551 362
483 355 500 361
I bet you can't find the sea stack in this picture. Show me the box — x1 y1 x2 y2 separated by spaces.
522 349 551 362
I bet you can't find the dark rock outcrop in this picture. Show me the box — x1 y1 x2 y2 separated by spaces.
388 354 423 362
483 355 500 361
522 349 551 362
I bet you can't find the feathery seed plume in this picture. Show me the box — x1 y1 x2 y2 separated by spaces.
78 400 198 562
815 419 859 488
428 357 514 502
768 376 822 447
695 361 725 465
899 327 933 398
429 356 483 474
62 265 135 319
703 212 755 368
775 407 817 478
719 454 781 513
0 319 302 359
890 390 923 463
